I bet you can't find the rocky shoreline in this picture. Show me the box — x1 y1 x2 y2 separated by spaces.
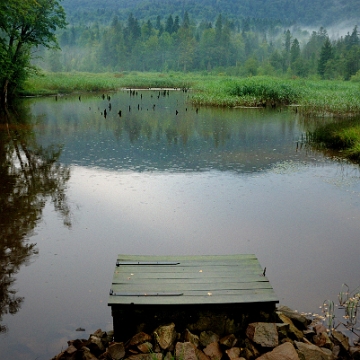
52 305 360 360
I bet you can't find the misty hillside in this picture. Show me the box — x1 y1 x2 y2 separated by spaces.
62 0 360 26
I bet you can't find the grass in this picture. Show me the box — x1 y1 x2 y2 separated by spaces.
307 117 360 161
22 71 360 117
21 71 197 96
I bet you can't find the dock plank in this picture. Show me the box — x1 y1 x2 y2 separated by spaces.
109 254 278 306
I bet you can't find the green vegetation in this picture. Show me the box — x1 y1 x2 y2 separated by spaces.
308 118 360 161
0 0 66 105
61 0 360 27
33 11 360 82
22 72 360 117
22 71 195 95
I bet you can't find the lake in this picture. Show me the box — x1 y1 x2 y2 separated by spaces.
1 90 360 359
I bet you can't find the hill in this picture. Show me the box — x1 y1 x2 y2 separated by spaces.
61 0 360 26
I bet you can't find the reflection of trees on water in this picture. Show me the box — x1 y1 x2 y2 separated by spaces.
0 105 71 333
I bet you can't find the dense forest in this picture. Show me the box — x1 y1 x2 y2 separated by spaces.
34 8 360 80
62 0 360 27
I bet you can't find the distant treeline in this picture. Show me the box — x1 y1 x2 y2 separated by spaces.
34 13 360 80
61 0 360 27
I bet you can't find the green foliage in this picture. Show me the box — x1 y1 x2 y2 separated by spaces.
228 78 301 104
61 0 360 27
308 118 360 161
0 0 66 104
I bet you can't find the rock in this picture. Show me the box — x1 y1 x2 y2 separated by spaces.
313 324 327 334
108 342 125 360
81 347 99 360
129 332 152 346
128 354 163 360
313 332 333 350
244 338 261 358
332 330 350 352
277 306 310 329
350 346 360 360
184 329 200 348
195 348 211 360
220 334 237 348
175 342 197 360
65 344 78 355
295 341 334 360
154 323 177 350
137 342 153 353
276 312 304 340
246 322 279 348
276 323 291 339
87 334 105 356
225 347 242 360
257 342 299 360
200 331 220 347
203 341 223 360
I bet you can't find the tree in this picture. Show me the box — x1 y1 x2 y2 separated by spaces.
165 15 174 34
0 0 66 105
318 37 333 78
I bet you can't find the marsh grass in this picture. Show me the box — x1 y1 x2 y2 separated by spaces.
307 117 360 160
21 71 196 96
23 72 360 117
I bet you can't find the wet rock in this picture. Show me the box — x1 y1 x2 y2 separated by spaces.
277 306 310 329
200 331 220 347
332 330 350 352
276 312 304 340
225 347 241 360
295 341 334 360
129 332 152 346
154 323 177 350
107 342 125 360
246 322 279 348
184 329 200 348
220 334 237 348
175 342 197 360
203 341 223 360
257 341 299 360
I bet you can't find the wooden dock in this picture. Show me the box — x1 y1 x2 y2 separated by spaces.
108 254 278 306
108 254 278 341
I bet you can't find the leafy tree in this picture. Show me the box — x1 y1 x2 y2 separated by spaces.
0 0 66 105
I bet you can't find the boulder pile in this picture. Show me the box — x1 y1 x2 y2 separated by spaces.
52 305 360 360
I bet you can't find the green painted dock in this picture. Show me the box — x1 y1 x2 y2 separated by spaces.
108 254 278 306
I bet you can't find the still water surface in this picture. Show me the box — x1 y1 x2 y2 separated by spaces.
1 90 360 359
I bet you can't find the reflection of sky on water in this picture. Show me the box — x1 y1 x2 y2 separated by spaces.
1 92 360 359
